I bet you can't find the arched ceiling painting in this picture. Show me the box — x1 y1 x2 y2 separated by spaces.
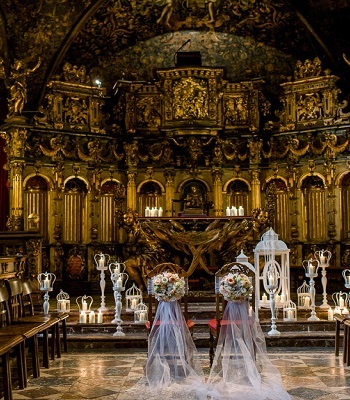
1 0 350 117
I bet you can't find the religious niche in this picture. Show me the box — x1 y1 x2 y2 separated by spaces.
121 66 268 136
34 62 107 134
180 180 208 216
279 57 347 131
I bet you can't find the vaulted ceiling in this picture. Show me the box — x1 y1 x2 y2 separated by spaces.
1 0 350 122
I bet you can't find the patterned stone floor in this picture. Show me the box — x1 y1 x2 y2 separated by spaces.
6 347 350 400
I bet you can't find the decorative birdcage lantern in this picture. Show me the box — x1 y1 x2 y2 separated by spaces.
56 289 70 313
125 283 143 312
254 228 290 315
342 269 350 289
76 295 93 323
283 300 297 322
332 291 349 314
297 281 311 309
134 301 148 324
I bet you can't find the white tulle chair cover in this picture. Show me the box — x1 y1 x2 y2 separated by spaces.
205 300 291 400
120 300 204 400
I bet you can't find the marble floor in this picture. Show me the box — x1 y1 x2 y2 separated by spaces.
3 347 350 400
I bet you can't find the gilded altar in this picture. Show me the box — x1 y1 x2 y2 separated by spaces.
1 58 350 293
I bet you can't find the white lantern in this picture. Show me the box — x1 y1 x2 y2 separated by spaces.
125 283 143 312
283 300 297 322
297 281 311 309
134 301 148 324
56 289 70 313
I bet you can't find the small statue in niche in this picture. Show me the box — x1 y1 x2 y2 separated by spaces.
184 185 204 209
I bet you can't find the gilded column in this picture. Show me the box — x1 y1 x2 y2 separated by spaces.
127 170 137 211
250 169 261 210
211 168 223 216
9 161 25 230
164 169 175 217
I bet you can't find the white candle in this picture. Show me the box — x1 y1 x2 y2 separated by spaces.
304 296 310 308
97 311 103 324
342 307 349 315
226 207 230 216
158 207 163 217
82 300 87 311
262 293 268 303
43 278 50 289
116 277 123 288
280 293 286 303
60 301 66 312
346 276 350 285
145 206 150 217
131 299 138 309
98 258 104 268
139 311 146 322
328 307 334 321
88 311 95 324
268 272 276 287
320 255 326 265
238 206 244 216
308 263 315 275
287 309 294 320
334 306 341 314
339 296 345 308
79 311 87 324
114 265 120 275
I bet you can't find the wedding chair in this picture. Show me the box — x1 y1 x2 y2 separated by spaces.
145 262 194 332
144 262 202 387
208 261 255 366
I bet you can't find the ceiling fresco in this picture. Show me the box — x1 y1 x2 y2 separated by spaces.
1 0 350 119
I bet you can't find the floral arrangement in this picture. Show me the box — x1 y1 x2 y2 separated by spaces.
219 272 253 301
153 272 185 302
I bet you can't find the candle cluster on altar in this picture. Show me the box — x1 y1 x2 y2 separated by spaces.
225 205 244 216
144 206 163 217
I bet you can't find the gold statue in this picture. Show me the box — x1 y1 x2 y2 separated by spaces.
7 57 41 117
184 185 204 209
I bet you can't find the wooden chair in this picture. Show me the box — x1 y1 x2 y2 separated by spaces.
0 283 28 390
344 319 350 366
208 261 255 366
0 335 25 400
5 278 60 370
145 262 194 332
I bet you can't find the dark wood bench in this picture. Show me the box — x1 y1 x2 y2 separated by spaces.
343 319 350 366
0 335 25 400
334 313 350 359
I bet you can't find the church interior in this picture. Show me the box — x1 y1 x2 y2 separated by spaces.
1 1 350 399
